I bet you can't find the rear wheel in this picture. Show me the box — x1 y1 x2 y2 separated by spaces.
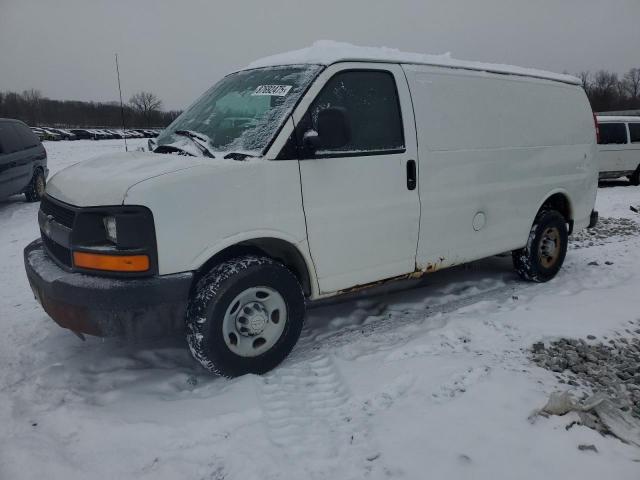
512 210 568 282
186 255 305 377
25 168 45 202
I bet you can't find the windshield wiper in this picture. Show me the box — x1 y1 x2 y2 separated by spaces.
154 144 195 156
223 152 256 160
174 130 215 158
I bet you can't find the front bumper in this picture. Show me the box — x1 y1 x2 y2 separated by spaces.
24 239 193 338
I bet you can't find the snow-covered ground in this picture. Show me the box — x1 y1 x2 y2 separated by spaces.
1 140 639 479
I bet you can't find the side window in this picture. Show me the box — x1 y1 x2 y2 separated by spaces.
598 123 628 145
0 124 22 154
16 124 39 149
304 70 404 155
629 123 640 143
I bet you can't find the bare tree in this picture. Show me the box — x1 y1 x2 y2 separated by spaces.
21 88 43 125
616 78 629 100
623 68 640 100
1 88 180 128
588 70 620 111
129 91 163 127
592 70 618 97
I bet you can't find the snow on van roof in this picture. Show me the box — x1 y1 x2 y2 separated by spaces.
596 115 640 123
247 41 581 85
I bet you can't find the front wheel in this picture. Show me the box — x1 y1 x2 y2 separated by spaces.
186 255 305 377
512 210 568 282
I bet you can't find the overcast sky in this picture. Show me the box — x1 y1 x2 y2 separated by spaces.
1 0 638 110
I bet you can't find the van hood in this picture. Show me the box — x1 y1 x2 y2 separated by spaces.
46 152 211 206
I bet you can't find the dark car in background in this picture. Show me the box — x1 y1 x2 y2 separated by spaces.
49 128 77 141
133 129 156 138
104 129 123 139
90 129 112 140
69 128 96 140
0 118 48 202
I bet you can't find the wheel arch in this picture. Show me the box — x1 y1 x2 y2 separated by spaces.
535 190 574 233
193 237 316 298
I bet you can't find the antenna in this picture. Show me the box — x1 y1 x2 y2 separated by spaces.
115 53 128 152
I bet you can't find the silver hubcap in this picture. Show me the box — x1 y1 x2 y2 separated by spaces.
538 227 561 268
222 287 287 357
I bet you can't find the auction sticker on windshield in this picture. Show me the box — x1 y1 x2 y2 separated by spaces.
252 85 292 96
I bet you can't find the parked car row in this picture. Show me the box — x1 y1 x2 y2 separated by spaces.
31 127 76 141
30 127 161 141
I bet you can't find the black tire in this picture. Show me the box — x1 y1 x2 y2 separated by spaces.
628 166 640 186
512 210 568 282
24 168 45 202
186 255 305 377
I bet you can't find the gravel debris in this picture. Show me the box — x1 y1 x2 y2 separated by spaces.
531 320 640 420
570 216 640 249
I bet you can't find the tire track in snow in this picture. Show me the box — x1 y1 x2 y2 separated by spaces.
261 355 349 449
260 355 386 478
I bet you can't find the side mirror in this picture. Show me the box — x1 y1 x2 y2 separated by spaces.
316 107 350 150
302 129 320 153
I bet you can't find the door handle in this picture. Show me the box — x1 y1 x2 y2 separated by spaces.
406 159 416 190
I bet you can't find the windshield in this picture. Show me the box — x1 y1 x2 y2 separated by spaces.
156 65 322 157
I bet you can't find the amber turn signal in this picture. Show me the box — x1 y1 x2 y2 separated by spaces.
73 251 150 272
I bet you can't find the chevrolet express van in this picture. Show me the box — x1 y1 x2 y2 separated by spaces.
24 43 598 376
596 115 640 185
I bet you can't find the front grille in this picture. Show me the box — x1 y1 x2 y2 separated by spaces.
41 234 73 268
40 196 76 229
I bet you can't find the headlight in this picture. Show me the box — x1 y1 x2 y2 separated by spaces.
103 216 117 243
71 206 157 276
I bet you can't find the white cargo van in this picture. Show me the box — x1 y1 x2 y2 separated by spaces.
596 115 640 185
24 42 598 376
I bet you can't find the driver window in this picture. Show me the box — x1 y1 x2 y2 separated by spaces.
304 70 405 156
